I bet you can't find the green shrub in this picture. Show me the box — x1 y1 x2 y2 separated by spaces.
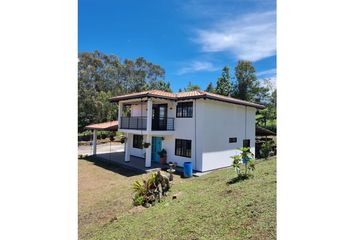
78 134 93 141
264 124 276 133
133 195 145 206
101 133 107 139
132 171 170 207
260 140 275 159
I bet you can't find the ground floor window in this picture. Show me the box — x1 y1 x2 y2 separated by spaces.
133 135 143 149
175 139 191 158
243 139 250 148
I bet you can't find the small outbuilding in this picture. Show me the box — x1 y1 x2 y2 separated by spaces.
255 126 276 158
84 120 118 155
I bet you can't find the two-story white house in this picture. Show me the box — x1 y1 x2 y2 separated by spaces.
110 90 264 172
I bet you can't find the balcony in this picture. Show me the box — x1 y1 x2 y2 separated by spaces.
120 116 174 131
152 117 175 131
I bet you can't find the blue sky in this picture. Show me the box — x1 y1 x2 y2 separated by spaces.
79 0 276 92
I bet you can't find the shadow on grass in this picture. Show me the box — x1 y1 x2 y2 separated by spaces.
227 174 253 185
79 156 144 177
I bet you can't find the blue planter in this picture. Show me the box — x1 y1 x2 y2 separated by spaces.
242 156 250 164
183 162 193 178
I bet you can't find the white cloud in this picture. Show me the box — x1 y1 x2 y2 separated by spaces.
257 68 276 77
177 61 218 75
194 11 276 62
260 77 277 91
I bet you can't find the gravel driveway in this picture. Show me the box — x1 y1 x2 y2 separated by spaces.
78 142 124 155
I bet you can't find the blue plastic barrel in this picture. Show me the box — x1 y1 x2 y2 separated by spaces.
183 162 193 178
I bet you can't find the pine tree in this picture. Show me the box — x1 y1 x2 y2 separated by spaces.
205 82 215 93
184 81 201 91
215 66 232 96
234 60 258 101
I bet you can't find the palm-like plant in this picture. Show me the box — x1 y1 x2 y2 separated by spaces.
132 180 146 196
131 171 171 207
231 155 242 174
230 147 256 176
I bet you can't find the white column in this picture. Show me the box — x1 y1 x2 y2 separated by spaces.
145 134 152 167
92 129 97 155
118 101 123 130
124 133 130 162
146 98 152 132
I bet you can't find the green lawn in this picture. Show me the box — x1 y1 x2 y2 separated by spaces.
83 157 276 240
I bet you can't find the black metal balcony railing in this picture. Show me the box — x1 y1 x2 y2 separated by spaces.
120 116 174 131
120 116 147 130
152 117 175 131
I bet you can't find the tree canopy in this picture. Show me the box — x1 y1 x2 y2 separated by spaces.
183 81 201 91
233 60 258 101
215 66 232 96
78 51 171 131
205 82 215 93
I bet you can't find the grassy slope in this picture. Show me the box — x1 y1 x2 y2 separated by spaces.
88 157 276 240
79 159 186 239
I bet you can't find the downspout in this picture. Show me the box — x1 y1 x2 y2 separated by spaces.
244 106 248 139
140 98 144 156
140 98 143 135
194 99 197 171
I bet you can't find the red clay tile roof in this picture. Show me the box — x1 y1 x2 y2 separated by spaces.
175 90 203 98
110 90 265 109
85 120 119 131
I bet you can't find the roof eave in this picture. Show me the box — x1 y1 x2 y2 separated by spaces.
110 93 177 103
110 91 265 109
189 95 265 109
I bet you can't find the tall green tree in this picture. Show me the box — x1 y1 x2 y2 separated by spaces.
215 66 232 96
256 88 276 131
78 51 168 131
184 81 201 91
121 57 165 93
205 82 215 93
147 80 172 92
233 60 259 101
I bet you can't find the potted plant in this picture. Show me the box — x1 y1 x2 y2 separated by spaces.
158 149 167 164
143 142 151 148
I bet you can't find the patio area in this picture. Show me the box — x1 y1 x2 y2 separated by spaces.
92 151 182 173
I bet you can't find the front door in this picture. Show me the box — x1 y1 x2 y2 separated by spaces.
151 137 162 163
152 104 167 130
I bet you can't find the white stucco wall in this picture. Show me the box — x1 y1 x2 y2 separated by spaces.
124 98 256 172
197 100 256 172
131 103 147 117
149 100 201 171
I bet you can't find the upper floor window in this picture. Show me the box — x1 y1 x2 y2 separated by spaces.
176 102 193 118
